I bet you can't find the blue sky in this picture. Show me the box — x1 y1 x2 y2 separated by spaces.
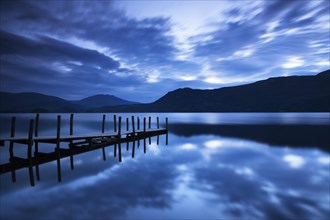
0 0 329 102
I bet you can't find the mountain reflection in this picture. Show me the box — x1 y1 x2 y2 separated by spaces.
169 123 330 152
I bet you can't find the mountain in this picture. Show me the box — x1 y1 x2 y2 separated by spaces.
0 92 77 113
0 92 137 113
98 69 329 112
168 123 330 152
146 69 330 112
74 94 137 108
1 70 329 112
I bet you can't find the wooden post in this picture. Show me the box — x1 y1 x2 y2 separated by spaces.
137 116 140 147
57 115 61 148
143 117 146 132
166 117 168 131
69 113 74 170
28 119 35 186
113 114 117 157
35 113 40 181
9 116 16 182
157 135 159 145
102 114 106 161
114 117 121 159
70 113 74 136
131 116 135 134
35 113 39 137
166 117 168 146
56 115 62 182
157 117 159 129
102 114 106 133
148 116 151 144
126 117 129 150
143 117 146 153
113 115 117 132
137 117 140 130
118 117 122 162
118 116 122 140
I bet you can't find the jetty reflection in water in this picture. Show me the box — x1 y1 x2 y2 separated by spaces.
0 113 329 220
0 114 168 186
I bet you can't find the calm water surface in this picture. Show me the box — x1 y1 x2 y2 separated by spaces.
0 113 329 220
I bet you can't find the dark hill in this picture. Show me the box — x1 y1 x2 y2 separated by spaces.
0 92 77 112
148 69 330 112
74 94 137 108
1 70 329 112
0 92 138 113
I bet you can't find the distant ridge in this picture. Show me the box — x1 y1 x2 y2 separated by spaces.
1 69 329 112
146 69 330 112
0 92 137 113
73 94 137 108
101 69 330 112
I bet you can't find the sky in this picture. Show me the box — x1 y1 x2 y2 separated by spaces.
0 0 329 102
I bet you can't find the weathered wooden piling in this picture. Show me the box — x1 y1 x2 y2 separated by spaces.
131 116 135 133
113 115 117 132
118 116 122 162
35 114 40 137
166 117 168 145
143 117 146 153
131 116 136 151
126 117 129 151
9 117 16 182
102 114 106 161
56 115 62 182
35 113 40 181
143 117 146 132
28 119 35 186
70 113 74 169
166 117 168 130
148 116 152 145
137 117 140 130
137 117 141 147
113 115 117 157
102 114 106 133
70 113 74 136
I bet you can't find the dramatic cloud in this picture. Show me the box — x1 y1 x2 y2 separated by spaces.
0 0 329 102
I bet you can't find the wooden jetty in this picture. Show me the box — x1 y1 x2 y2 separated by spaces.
0 114 168 186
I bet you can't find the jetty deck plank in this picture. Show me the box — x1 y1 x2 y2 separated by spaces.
0 128 167 144
0 129 167 143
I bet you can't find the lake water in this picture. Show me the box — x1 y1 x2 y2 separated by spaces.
0 113 329 220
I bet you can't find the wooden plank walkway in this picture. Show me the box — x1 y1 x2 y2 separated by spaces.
0 114 168 186
0 129 165 144
0 129 166 174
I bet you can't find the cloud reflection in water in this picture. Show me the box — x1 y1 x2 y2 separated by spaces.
1 119 329 220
